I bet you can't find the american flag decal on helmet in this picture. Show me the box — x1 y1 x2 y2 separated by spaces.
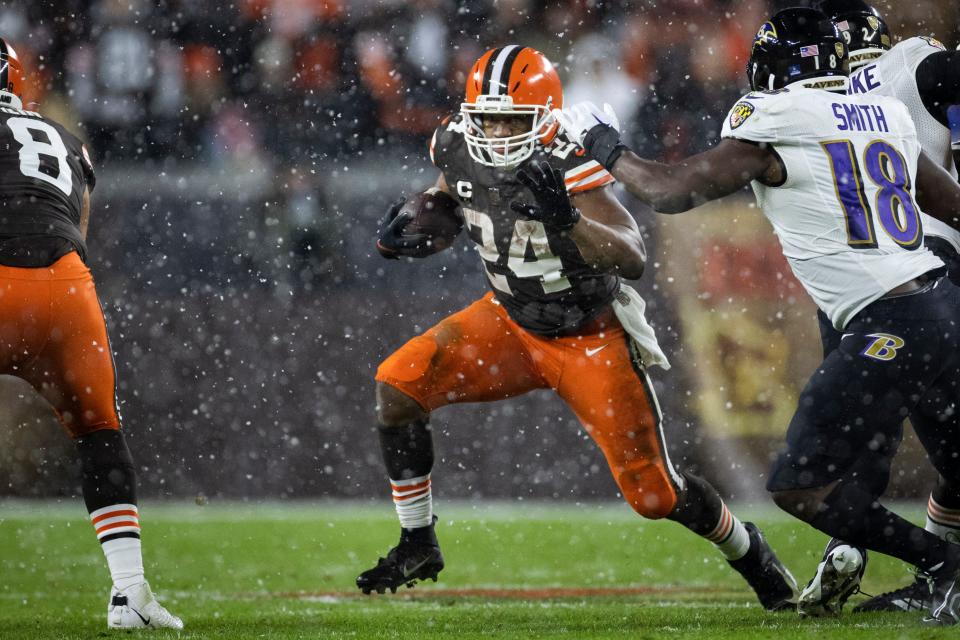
800 45 819 58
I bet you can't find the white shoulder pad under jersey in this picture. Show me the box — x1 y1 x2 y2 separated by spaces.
848 36 959 251
721 87 943 330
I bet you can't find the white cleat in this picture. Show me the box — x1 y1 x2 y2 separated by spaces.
107 581 184 630
798 543 866 617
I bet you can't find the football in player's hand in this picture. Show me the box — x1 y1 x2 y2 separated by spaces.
400 189 463 254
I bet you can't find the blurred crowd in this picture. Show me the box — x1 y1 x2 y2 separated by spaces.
4 0 954 169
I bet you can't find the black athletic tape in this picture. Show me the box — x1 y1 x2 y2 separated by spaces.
99 531 142 545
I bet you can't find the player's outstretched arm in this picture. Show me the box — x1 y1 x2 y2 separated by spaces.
607 141 775 213
916 151 960 231
511 162 645 278
554 101 776 213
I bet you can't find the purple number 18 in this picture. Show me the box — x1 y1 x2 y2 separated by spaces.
822 140 921 249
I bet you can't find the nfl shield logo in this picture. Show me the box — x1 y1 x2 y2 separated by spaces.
867 16 879 31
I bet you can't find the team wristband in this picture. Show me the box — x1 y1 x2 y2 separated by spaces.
583 125 628 172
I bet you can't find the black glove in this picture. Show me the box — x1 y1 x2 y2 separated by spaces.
583 124 627 172
376 197 428 259
510 161 581 231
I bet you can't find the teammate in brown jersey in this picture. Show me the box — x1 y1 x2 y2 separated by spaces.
0 38 181 630
356 45 799 611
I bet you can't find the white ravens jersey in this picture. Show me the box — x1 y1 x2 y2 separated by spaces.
721 82 944 329
848 36 960 252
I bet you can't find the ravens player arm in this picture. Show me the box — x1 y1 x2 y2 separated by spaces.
556 103 960 230
595 138 782 214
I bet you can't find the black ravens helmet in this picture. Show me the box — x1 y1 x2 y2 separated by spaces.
814 0 891 70
747 7 849 92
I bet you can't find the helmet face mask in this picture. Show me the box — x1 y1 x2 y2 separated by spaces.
461 95 555 168
461 46 562 168
747 8 849 92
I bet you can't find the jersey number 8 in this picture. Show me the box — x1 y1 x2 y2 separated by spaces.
822 139 921 249
7 117 73 196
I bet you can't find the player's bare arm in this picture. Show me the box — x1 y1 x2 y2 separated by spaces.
551 102 780 214
916 151 960 230
607 140 781 213
568 184 646 278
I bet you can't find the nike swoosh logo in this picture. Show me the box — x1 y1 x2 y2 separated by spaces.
585 344 609 357
841 333 854 340
131 607 151 626
402 556 431 578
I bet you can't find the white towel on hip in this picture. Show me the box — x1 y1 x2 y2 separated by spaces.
611 284 670 370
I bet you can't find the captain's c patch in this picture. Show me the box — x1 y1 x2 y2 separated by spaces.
861 333 905 361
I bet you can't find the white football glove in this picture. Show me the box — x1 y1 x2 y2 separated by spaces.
552 102 621 147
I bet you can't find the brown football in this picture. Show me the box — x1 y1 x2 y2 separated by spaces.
400 189 464 253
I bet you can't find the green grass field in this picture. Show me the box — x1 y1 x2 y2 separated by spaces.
0 500 950 639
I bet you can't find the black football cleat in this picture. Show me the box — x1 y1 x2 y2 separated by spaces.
924 552 960 625
356 516 444 595
728 522 800 612
798 538 867 617
853 576 930 613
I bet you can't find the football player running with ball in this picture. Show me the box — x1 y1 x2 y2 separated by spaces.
549 7 960 626
790 0 960 616
0 40 181 629
357 45 799 611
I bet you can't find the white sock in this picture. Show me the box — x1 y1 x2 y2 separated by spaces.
90 504 145 590
391 474 433 529
926 495 960 544
102 537 145 591
704 503 751 560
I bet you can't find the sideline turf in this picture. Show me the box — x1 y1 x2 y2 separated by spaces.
0 501 950 639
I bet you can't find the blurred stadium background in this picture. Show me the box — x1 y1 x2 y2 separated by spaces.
0 0 958 505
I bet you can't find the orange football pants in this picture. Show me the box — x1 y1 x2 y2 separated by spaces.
376 293 681 519
0 251 120 437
